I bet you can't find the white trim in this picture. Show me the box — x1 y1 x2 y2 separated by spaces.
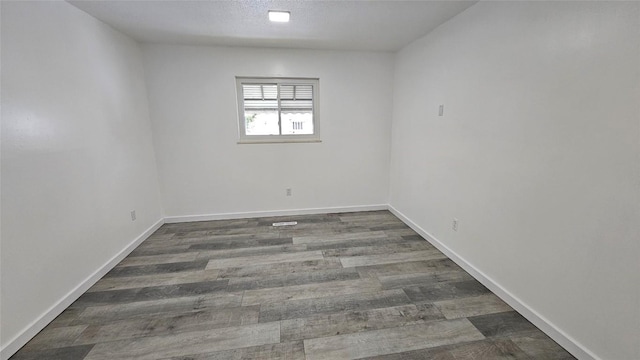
0 218 165 360
387 204 599 360
164 204 388 223
237 139 322 144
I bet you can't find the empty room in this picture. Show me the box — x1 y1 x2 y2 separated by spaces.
1 1 638 359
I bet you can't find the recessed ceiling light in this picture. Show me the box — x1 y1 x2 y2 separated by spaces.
268 10 290 23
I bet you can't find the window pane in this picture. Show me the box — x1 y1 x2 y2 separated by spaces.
243 84 280 135
242 84 263 99
281 111 313 135
243 84 278 110
280 84 313 135
245 110 280 135
280 85 313 110
261 85 277 100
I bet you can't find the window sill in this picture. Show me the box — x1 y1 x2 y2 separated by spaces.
237 139 322 144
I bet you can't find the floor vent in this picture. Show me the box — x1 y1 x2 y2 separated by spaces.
272 221 298 227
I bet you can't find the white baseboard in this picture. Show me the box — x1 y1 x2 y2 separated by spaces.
387 205 598 360
164 204 389 223
0 218 165 360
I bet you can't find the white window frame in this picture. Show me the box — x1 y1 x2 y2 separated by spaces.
236 77 320 144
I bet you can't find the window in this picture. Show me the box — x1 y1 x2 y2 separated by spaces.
236 77 320 143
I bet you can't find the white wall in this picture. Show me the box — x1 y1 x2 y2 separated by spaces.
2 2 637 359
1 1 163 355
389 2 639 359
142 45 394 219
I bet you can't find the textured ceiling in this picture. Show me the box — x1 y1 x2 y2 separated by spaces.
68 0 477 52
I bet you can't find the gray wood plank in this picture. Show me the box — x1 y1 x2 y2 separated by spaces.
378 271 474 290
17 325 87 352
303 318 485 359
117 252 199 267
448 338 531 360
306 236 401 251
369 223 410 231
403 280 491 303
226 267 359 291
73 280 229 307
188 237 292 250
145 233 176 240
8 345 94 360
74 306 259 345
195 244 307 261
358 345 455 360
467 311 539 338
176 232 281 245
160 341 305 360
242 278 382 306
205 250 324 270
357 259 462 278
276 225 372 237
217 258 343 279
434 294 512 319
340 250 447 268
84 322 280 360
88 269 220 292
171 226 275 239
259 289 412 322
140 233 280 249
293 231 388 244
77 292 243 324
103 260 209 278
164 219 256 235
281 303 445 341
47 308 84 328
128 245 192 257
382 228 419 236
322 242 434 257
510 331 577 360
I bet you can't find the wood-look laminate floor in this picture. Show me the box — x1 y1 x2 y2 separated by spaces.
10 211 576 360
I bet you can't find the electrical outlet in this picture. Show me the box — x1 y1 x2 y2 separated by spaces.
131 210 137 221
439 104 444 116
452 218 458 231
286 188 292 196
